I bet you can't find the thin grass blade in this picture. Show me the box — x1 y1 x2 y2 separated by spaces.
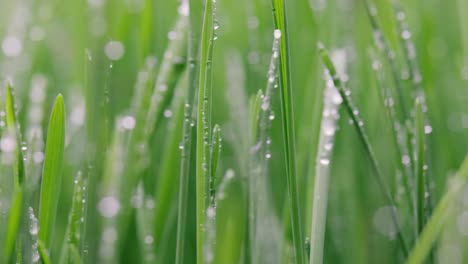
407 156 468 264
4 83 25 263
270 0 305 262
318 43 409 257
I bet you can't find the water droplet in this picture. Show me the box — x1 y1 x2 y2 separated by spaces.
274 29 281 39
2 35 22 57
120 115 136 130
424 125 432 134
402 155 411 166
0 136 16 152
207 206 216 218
372 206 400 240
168 31 177 40
98 196 121 218
144 235 154 244
164 109 173 118
319 158 330 165
29 207 39 236
104 41 125 60
401 30 411 40
247 16 259 29
102 227 118 243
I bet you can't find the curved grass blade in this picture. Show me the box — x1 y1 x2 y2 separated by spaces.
38 94 66 251
196 0 216 262
406 156 468 264
318 43 409 257
270 0 305 262
4 83 25 263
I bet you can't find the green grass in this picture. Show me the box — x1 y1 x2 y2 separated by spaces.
38 95 65 257
271 0 306 262
1 0 468 263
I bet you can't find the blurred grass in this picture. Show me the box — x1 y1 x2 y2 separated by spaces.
0 0 467 263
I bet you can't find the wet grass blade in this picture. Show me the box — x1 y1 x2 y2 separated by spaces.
154 73 187 250
38 94 66 251
363 0 408 122
309 71 341 264
175 0 200 262
407 156 468 264
318 44 409 257
4 83 25 263
208 124 221 204
414 99 425 235
59 172 85 264
98 9 188 262
196 0 215 262
38 239 52 264
271 0 305 262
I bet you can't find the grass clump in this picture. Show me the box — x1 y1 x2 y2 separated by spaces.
0 0 467 263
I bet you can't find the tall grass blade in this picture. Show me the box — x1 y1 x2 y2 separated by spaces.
59 171 85 264
318 43 409 257
249 32 282 264
175 0 200 262
414 99 426 235
4 83 25 263
38 94 66 251
309 50 343 264
98 8 188 262
154 72 187 250
364 0 408 122
407 156 468 264
208 124 221 204
196 0 216 262
271 0 306 261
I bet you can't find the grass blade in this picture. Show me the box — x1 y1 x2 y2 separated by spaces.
270 0 305 262
175 0 200 262
154 72 187 250
196 0 216 262
208 124 221 204
364 0 408 122
4 83 25 263
318 43 409 257
38 240 51 264
414 98 425 235
38 94 65 251
407 156 468 264
59 172 85 264
309 54 343 264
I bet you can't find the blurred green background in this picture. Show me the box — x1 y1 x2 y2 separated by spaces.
0 0 467 263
